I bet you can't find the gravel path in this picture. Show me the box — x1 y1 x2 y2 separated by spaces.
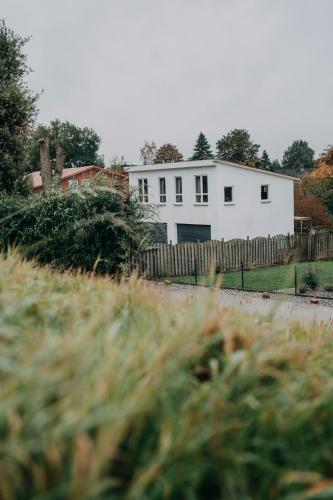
152 282 333 325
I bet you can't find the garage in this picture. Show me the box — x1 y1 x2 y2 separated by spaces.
177 224 211 243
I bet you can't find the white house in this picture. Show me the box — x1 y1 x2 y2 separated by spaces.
127 160 297 243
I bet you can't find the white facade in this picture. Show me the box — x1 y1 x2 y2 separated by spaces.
127 160 296 243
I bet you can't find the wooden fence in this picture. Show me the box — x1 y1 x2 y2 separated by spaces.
138 232 333 279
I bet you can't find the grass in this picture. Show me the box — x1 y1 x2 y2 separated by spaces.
168 260 333 292
1 253 333 498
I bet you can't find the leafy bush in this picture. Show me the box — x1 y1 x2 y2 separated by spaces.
0 187 153 273
301 266 319 290
1 254 333 499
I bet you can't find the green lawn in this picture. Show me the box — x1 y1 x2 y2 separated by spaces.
167 260 333 292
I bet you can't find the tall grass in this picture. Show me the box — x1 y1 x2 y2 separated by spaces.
0 253 333 499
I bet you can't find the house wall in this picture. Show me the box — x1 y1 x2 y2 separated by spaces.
215 163 294 239
128 162 294 243
33 169 101 193
129 164 218 243
61 169 99 190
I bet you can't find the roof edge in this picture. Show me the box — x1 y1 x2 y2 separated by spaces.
214 160 299 181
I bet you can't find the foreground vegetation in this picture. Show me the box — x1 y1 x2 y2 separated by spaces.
1 254 333 498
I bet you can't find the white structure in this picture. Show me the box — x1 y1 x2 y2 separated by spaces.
127 160 297 243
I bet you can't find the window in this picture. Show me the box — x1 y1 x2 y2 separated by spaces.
175 177 182 203
138 178 148 203
69 179 78 190
159 178 166 203
82 179 91 188
195 175 208 203
261 184 269 201
224 186 233 203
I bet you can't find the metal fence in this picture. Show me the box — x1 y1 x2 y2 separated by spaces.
138 233 333 299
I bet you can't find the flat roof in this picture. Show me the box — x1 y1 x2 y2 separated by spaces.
126 159 215 172
127 159 298 181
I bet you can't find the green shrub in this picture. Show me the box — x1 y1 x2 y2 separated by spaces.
0 187 153 273
301 266 319 290
0 254 333 499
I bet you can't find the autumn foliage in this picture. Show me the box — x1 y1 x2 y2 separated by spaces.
154 143 183 164
296 147 333 216
294 190 332 228
316 146 333 167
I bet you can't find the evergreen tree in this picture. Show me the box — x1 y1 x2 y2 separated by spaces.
190 132 214 160
271 159 281 171
260 150 271 170
216 129 260 167
282 140 314 172
0 19 38 193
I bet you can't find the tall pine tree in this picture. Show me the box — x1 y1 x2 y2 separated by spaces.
190 132 214 160
0 19 38 193
260 150 272 170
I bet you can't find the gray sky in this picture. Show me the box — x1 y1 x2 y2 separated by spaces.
2 0 333 164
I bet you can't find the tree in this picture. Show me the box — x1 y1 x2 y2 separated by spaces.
190 132 214 160
295 190 332 228
0 19 38 194
216 129 260 167
0 187 153 274
28 120 104 171
298 164 333 214
260 150 271 170
271 159 281 171
37 137 65 192
140 141 157 165
154 144 183 164
316 146 333 167
38 137 52 192
282 140 314 172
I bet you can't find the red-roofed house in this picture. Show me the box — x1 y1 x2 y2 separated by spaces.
30 166 128 193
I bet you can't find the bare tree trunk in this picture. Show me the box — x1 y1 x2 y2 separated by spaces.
38 137 52 193
54 144 65 188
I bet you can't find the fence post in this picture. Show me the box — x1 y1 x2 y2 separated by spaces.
195 252 198 286
294 265 298 295
152 250 156 279
241 261 244 290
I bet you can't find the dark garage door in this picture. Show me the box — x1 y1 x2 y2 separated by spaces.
177 224 211 243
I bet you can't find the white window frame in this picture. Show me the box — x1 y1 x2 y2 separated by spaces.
138 178 149 203
261 184 270 203
159 177 166 204
224 186 234 204
69 179 78 190
175 176 183 204
195 175 208 204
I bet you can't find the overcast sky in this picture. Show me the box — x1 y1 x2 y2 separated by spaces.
2 0 333 164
